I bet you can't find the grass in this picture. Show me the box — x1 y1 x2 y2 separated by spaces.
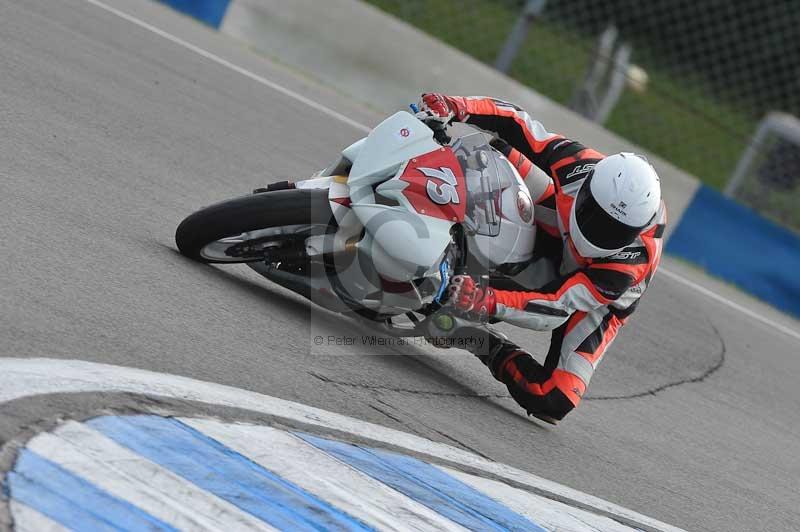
365 0 757 190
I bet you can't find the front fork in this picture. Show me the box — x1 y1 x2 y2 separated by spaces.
422 274 504 355
424 309 506 361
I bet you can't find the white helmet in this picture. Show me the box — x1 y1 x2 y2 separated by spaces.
569 152 661 258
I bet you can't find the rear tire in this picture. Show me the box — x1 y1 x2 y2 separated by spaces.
175 189 334 263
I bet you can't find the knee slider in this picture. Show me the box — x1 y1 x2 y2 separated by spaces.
509 386 575 421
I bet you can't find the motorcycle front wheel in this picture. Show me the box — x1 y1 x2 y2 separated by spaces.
175 188 335 264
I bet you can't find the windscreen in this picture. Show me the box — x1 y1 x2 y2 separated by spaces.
451 133 502 236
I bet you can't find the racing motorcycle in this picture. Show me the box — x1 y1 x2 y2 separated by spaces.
175 111 536 339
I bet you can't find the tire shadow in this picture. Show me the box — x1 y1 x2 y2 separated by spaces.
161 243 544 428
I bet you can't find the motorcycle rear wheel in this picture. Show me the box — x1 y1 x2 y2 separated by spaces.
175 189 334 264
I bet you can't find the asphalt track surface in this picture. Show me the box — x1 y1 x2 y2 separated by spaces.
1 1 799 530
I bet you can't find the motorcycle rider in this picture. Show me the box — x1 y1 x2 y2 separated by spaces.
418 93 666 424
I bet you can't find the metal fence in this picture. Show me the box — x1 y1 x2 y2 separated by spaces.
365 0 800 231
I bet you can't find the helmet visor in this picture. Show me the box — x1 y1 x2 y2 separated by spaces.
573 172 651 250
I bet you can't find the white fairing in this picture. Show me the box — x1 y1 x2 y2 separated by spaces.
317 112 536 312
469 154 535 269
350 203 452 281
346 112 453 281
349 112 440 188
341 137 366 164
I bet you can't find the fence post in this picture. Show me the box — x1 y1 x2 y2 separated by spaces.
494 0 548 73
570 25 632 123
593 42 631 124
726 112 800 198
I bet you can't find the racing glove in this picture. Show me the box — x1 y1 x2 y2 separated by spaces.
447 275 497 320
416 93 469 125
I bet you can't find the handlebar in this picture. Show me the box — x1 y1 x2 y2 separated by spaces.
433 127 452 145
410 104 451 145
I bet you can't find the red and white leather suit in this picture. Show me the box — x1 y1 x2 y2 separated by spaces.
439 95 667 421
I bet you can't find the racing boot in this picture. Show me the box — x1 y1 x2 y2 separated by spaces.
458 326 561 425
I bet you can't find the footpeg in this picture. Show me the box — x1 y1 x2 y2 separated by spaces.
253 180 295 194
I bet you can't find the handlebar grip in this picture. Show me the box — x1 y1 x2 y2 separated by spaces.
410 104 451 144
433 127 451 145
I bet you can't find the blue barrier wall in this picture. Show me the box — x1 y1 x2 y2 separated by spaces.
666 185 800 318
156 0 231 28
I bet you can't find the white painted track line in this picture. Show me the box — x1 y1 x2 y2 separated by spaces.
83 0 370 133
441 465 634 532
182 418 468 532
83 0 800 343
26 421 277 532
658 267 800 342
9 500 68 532
0 358 684 532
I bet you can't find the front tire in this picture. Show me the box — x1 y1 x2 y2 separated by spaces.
175 189 334 263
